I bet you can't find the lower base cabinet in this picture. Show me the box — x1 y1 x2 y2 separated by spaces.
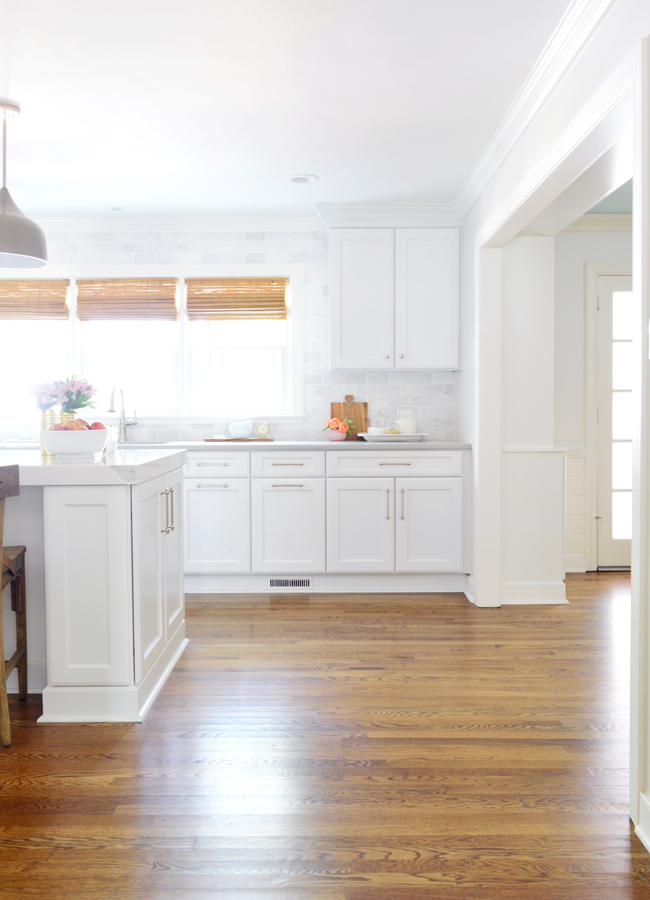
327 476 463 573
184 478 250 573
251 478 326 573
132 468 185 683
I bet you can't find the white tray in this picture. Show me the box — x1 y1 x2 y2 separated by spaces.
358 433 428 442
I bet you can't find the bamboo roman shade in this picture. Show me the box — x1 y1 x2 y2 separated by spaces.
0 280 70 319
186 277 287 320
76 278 178 321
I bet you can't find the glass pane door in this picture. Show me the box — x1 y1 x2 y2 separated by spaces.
596 275 634 567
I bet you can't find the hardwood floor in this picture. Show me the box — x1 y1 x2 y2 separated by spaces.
1 572 649 898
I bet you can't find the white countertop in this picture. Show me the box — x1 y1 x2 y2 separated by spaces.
0 448 187 486
133 439 471 451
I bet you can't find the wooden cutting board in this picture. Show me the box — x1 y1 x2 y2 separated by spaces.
330 395 368 441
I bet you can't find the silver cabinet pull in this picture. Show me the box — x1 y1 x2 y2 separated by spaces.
169 486 175 531
197 462 229 466
386 488 390 519
196 483 229 488
385 354 390 359
379 462 411 466
272 462 304 466
399 354 404 359
161 489 170 533
401 487 405 519
594 515 606 519
272 483 304 487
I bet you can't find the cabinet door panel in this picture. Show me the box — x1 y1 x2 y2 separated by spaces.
395 477 463 572
395 228 459 369
43 486 132 686
132 477 165 683
184 478 250 574
326 478 394 572
330 229 394 369
164 469 185 636
251 479 325 573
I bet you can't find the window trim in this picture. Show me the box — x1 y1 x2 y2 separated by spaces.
0 263 305 420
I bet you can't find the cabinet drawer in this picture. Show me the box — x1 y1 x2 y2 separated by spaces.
186 452 250 477
326 450 463 477
251 451 325 477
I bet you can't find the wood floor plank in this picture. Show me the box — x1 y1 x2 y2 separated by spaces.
0 572 647 898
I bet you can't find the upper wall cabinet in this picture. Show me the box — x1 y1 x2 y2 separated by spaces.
329 227 460 370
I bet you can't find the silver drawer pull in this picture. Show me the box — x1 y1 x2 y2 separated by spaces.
379 462 411 466
196 483 229 488
272 462 304 466
169 486 175 531
197 462 229 466
160 489 170 533
272 483 304 487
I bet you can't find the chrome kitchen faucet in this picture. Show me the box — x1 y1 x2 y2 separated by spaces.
108 386 138 442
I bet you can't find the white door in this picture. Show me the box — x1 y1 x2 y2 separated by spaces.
330 228 394 369
395 228 460 369
251 478 326 573
163 469 185 637
184 478 251 573
132 476 165 682
596 275 634 567
395 477 464 572
326 478 395 573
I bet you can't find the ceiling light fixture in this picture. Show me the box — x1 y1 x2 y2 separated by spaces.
0 99 47 268
290 174 319 184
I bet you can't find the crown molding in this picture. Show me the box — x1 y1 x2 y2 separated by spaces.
456 0 618 219
38 213 323 234
478 47 635 248
562 213 632 232
314 202 461 230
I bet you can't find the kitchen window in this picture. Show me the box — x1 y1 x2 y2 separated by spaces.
0 267 304 433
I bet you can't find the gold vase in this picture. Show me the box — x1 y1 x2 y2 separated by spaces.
40 409 76 456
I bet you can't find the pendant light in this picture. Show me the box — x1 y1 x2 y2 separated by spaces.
0 100 47 268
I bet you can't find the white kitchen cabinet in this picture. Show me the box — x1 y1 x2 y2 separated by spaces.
43 485 133 687
132 469 185 683
395 477 464 572
326 478 395 573
184 477 250 574
329 227 459 370
251 478 326 573
330 228 394 369
395 229 460 369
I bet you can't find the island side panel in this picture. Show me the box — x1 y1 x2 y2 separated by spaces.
42 484 133 688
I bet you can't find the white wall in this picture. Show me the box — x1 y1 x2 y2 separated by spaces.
37 217 457 443
554 229 633 443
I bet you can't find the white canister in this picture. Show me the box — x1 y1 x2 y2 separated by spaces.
396 407 417 434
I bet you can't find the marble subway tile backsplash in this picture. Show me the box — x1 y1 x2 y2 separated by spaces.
47 225 456 441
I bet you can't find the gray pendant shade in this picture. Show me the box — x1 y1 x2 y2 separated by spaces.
0 186 47 268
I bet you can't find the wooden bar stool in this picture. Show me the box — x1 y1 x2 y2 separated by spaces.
0 465 25 747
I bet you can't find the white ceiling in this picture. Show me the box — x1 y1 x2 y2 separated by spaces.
1 0 574 217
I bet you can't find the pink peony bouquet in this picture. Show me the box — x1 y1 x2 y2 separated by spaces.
31 377 97 413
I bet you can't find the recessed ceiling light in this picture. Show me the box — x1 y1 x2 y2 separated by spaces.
290 174 319 184
108 206 124 212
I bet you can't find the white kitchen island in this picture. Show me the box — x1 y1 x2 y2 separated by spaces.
1 448 188 723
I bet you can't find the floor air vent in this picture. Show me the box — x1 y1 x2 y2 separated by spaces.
269 578 312 589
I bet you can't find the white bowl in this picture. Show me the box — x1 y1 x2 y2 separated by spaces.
228 421 253 439
40 428 108 458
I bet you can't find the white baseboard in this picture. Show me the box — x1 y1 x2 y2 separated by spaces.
186 572 469 594
6 659 47 694
500 582 568 605
464 575 476 604
636 794 650 853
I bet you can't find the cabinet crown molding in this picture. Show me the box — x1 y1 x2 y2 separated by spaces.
314 203 461 230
